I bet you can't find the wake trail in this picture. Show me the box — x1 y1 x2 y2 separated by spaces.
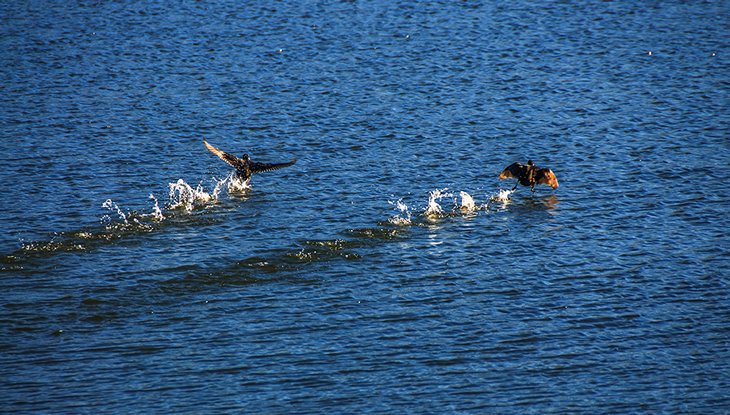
387 187 515 225
11 173 247 255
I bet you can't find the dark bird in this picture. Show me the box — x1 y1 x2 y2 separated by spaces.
204 140 296 185
499 160 559 192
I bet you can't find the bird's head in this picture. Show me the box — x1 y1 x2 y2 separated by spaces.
527 160 534 166
241 154 250 161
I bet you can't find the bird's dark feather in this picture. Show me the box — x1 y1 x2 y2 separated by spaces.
534 168 559 189
499 160 559 190
205 140 241 168
250 159 297 174
499 162 528 180
204 140 296 183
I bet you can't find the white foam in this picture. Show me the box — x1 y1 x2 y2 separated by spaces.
211 173 231 198
148 194 164 220
168 179 215 211
100 174 242 229
491 189 514 202
459 191 475 211
224 172 251 192
388 198 412 225
388 188 487 224
425 188 453 216
102 199 129 225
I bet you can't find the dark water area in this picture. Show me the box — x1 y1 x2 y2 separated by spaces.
1 0 729 413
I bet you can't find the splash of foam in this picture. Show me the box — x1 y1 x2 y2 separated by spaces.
168 179 214 211
148 194 164 220
212 173 232 197
490 189 514 202
101 199 154 230
388 198 412 225
211 171 250 193
425 188 453 216
226 174 250 192
102 199 129 225
388 189 482 224
20 175 241 256
459 191 475 211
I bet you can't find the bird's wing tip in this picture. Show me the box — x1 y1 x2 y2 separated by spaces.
499 162 524 179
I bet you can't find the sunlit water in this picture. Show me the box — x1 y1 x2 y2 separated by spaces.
1 0 729 413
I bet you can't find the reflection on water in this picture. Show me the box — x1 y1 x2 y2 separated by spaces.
539 195 560 212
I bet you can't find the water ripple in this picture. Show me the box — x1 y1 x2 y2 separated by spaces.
2 0 729 413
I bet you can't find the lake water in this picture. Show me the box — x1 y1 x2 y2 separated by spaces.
1 0 729 413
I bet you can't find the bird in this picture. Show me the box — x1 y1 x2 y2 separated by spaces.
204 140 296 185
499 160 559 192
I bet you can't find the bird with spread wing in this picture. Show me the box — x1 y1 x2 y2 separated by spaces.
204 140 296 185
499 160 559 192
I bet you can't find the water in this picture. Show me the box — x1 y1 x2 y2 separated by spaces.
1 0 729 413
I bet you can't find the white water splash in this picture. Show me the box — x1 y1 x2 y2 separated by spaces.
491 189 514 202
458 191 475 211
211 173 231 197
425 188 453 216
148 194 164 220
226 173 250 192
388 198 412 225
166 173 249 211
102 199 129 225
168 179 214 211
101 174 238 228
388 189 484 224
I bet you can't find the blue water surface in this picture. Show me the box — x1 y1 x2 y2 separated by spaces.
1 0 729 413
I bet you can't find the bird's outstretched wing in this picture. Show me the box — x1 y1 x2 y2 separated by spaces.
499 162 528 179
535 168 559 189
250 159 297 174
204 140 243 168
